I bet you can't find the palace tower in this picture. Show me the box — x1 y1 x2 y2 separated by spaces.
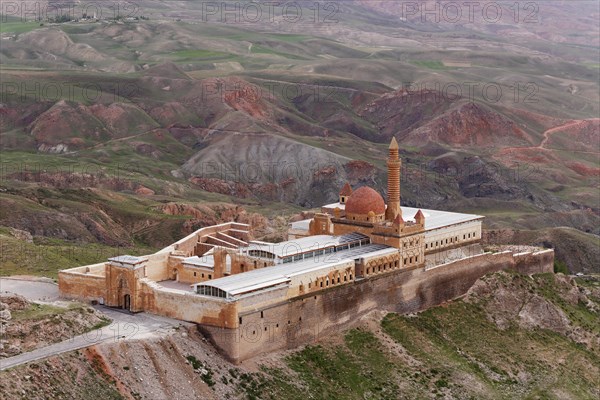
385 137 402 221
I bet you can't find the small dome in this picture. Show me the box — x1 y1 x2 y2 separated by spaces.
345 186 385 215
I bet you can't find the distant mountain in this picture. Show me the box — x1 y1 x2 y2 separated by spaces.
0 1 598 273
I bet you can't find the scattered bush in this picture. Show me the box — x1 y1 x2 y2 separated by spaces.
554 260 569 274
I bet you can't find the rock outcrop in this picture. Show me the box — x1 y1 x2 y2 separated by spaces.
465 272 600 350
0 294 109 358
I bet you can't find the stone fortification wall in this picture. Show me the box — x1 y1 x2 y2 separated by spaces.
200 249 554 363
140 280 238 328
58 263 107 303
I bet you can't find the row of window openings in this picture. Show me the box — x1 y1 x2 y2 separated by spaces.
240 261 268 271
193 271 212 279
350 215 382 222
425 232 477 249
404 256 418 265
308 273 353 289
239 312 305 326
196 285 226 298
248 250 275 259
366 259 404 275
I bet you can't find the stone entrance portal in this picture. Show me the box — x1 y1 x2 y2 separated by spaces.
104 256 149 313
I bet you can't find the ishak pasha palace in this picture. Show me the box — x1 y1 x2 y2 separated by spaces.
59 138 554 363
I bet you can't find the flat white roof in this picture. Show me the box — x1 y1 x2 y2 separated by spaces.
289 219 311 230
323 202 345 210
307 205 482 232
108 255 147 265
183 256 214 267
245 232 369 258
399 206 483 231
194 243 396 298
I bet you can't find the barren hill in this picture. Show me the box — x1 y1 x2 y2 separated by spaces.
0 1 598 274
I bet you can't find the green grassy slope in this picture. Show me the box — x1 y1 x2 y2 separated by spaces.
243 272 600 400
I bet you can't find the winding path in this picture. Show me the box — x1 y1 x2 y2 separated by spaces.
537 119 599 150
502 118 600 155
0 278 190 371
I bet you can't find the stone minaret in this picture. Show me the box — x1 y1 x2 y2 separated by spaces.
385 137 402 221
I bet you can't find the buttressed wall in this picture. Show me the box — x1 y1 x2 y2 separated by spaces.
200 249 554 364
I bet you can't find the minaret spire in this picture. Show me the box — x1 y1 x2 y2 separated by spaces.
385 137 402 221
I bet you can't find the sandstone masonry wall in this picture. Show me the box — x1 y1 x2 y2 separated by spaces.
200 249 553 363
58 264 107 303
140 280 238 328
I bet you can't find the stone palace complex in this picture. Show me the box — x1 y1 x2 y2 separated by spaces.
59 138 554 363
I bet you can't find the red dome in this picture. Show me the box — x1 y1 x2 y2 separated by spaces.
345 186 385 215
